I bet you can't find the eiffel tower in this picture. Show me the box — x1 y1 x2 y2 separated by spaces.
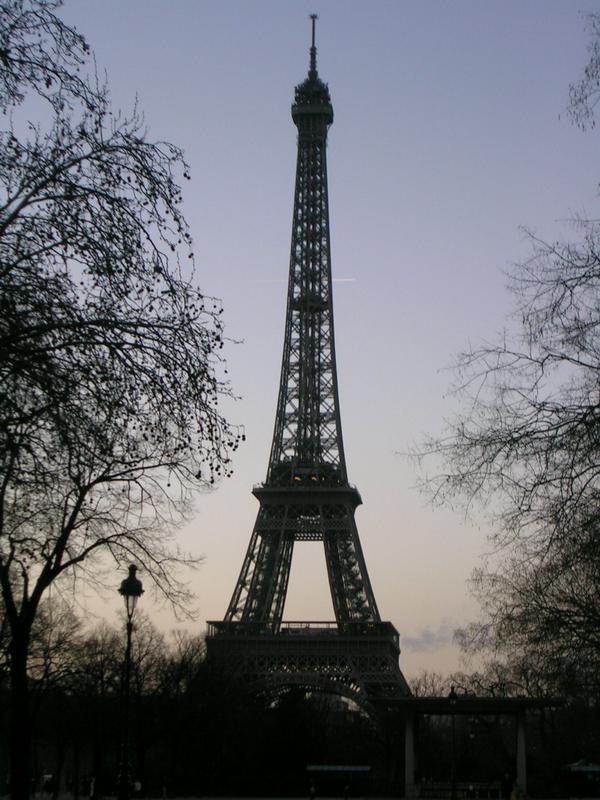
207 16 410 707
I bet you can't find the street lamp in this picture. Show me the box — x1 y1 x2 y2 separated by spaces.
117 564 144 800
449 686 458 800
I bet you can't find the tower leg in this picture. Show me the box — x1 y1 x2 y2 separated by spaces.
323 508 380 622
225 506 294 627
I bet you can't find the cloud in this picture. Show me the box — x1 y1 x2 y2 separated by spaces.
402 620 457 653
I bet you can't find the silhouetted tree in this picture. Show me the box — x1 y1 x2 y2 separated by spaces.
410 670 452 697
455 521 600 700
421 217 600 549
569 12 600 130
27 598 82 709
420 214 600 708
29 603 82 800
71 623 122 793
419 13 600 710
0 2 239 796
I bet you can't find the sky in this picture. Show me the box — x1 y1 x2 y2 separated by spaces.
64 0 600 678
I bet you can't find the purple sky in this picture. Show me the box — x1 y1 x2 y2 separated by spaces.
65 0 600 676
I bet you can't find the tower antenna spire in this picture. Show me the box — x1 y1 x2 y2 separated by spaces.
309 13 318 78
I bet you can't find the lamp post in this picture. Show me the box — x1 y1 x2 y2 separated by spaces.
117 564 144 800
449 686 458 800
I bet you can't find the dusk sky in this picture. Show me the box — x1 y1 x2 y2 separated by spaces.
65 0 600 677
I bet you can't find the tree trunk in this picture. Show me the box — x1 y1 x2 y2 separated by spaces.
9 629 32 800
73 737 80 800
52 740 65 800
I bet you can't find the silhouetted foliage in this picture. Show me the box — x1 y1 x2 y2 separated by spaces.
410 670 452 697
418 13 600 780
27 598 82 710
421 220 600 551
456 522 600 700
3 610 388 797
420 217 600 701
569 13 600 129
0 1 240 796
4 605 599 798
0 0 92 111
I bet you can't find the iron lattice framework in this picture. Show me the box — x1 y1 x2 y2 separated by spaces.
207 17 410 704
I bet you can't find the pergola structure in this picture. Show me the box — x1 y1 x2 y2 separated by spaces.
393 694 561 798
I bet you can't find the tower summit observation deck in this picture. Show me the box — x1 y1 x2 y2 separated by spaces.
207 16 410 705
